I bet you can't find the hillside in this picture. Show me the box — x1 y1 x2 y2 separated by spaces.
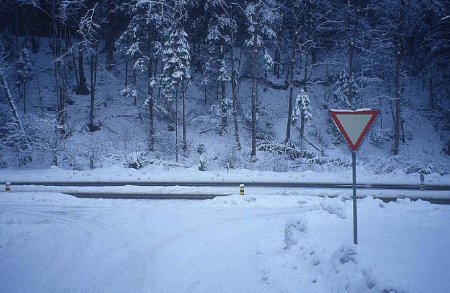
1 37 448 177
0 0 449 177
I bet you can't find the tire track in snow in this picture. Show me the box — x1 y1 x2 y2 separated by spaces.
1 202 153 292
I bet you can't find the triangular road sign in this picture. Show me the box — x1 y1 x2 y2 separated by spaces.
330 109 379 152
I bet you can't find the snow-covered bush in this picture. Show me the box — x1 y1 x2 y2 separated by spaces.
26 115 69 166
0 120 31 166
257 142 315 160
298 156 351 173
126 152 144 169
80 133 104 169
404 162 447 176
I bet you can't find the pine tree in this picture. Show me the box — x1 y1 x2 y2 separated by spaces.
118 0 166 152
244 0 279 160
204 23 221 103
293 89 312 145
218 59 231 134
333 68 360 108
161 27 191 160
203 4 241 146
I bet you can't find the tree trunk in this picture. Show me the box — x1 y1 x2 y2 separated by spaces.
230 45 241 150
89 54 95 129
52 153 58 166
104 37 115 70
300 54 308 142
299 112 305 147
429 65 434 108
274 47 280 79
72 48 79 88
76 45 89 95
220 47 227 135
148 97 154 152
220 78 227 135
393 50 401 155
175 87 179 162
392 1 405 156
284 37 296 144
147 41 155 151
23 83 27 113
51 1 66 134
347 3 355 108
182 79 187 154
132 65 137 106
251 27 258 160
125 56 128 88
89 47 98 131
147 67 154 152
303 53 308 91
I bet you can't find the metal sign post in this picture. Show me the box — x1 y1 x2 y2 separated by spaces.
330 109 380 245
352 151 357 244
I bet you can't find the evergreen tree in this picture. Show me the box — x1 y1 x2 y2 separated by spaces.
333 68 360 108
218 58 231 134
293 89 312 145
161 27 191 160
244 0 279 160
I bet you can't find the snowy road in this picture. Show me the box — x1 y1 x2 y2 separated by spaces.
6 183 450 204
1 192 450 292
4 180 450 190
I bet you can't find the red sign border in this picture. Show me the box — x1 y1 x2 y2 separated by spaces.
330 109 380 152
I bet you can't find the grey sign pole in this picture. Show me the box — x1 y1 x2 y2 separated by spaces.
352 151 358 245
330 109 380 245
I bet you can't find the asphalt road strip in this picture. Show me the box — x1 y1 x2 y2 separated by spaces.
66 192 229 200
55 192 450 204
2 181 450 190
3 188 450 204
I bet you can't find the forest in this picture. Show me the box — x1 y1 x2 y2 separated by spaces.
0 0 449 173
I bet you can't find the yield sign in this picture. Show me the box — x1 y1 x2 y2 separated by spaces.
330 109 379 152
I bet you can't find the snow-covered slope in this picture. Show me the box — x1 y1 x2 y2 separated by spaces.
1 37 449 177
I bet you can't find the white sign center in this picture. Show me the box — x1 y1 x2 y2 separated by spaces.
335 114 373 145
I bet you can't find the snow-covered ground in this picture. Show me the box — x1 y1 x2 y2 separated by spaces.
1 165 449 185
1 191 449 292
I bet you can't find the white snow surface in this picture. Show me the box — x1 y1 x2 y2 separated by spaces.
1 165 449 185
1 191 450 293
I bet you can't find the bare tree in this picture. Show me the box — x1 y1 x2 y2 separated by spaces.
0 42 32 159
79 3 100 132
